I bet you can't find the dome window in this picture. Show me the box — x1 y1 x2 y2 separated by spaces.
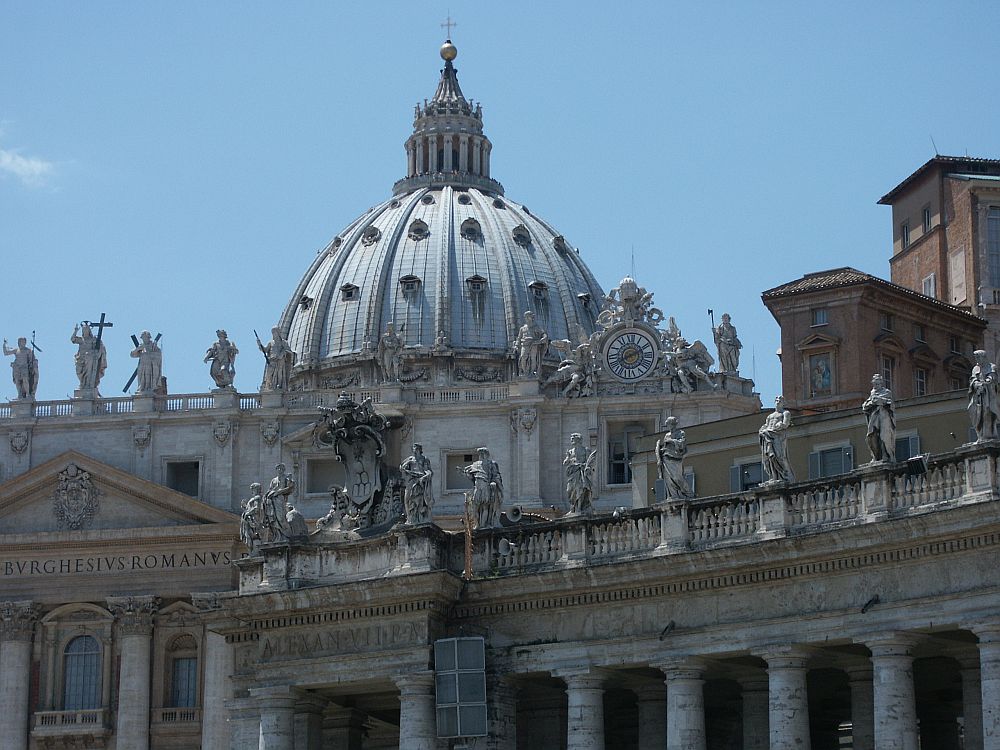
361 226 382 247
408 220 430 241
512 225 531 247
460 218 482 241
331 236 343 250
529 281 549 300
457 193 472 205
577 292 592 307
421 194 436 205
399 275 422 295
389 199 401 209
340 283 360 301
552 235 568 254
466 275 488 294
493 198 505 209
299 294 314 310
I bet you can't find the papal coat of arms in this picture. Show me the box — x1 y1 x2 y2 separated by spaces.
51 463 101 530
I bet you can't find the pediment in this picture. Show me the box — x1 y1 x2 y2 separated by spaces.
0 450 236 536
796 333 840 351
908 342 941 363
873 331 907 350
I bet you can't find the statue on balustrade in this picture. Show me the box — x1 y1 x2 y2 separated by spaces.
862 374 896 463
261 464 295 543
713 313 742 374
316 485 353 532
547 325 599 398
239 482 264 553
285 504 309 540
71 323 107 392
656 416 693 501
257 326 296 391
204 329 238 389
376 321 403 382
759 396 794 484
564 433 597 514
663 336 717 393
3 336 38 399
969 350 1000 442
512 311 549 377
130 330 163 395
400 443 435 524
461 447 503 528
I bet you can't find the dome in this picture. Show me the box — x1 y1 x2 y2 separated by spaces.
279 42 606 374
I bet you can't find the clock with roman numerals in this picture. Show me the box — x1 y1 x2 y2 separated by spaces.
601 327 660 383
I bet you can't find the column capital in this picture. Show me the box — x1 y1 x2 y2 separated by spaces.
860 631 922 657
250 684 300 709
107 595 159 635
844 662 874 682
654 655 707 681
964 618 1000 643
394 670 435 694
556 670 607 692
757 643 815 668
0 600 37 642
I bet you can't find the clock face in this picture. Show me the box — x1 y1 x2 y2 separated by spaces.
603 328 659 383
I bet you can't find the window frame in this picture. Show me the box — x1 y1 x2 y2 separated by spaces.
901 221 910 249
62 635 102 711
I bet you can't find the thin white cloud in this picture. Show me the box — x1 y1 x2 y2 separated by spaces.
0 146 55 187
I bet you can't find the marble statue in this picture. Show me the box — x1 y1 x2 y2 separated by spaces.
759 396 794 484
376 322 403 382
969 350 1000 442
462 447 503 528
713 313 742 374
665 337 717 393
563 433 597 514
597 276 664 328
400 443 435 524
655 417 692 500
316 485 352 532
433 330 449 351
257 326 296 391
512 311 549 377
863 374 896 463
547 325 599 398
661 317 682 351
204 330 238 389
3 337 38 399
239 482 263 553
262 463 295 543
71 323 107 392
285 505 309 540
130 331 162 395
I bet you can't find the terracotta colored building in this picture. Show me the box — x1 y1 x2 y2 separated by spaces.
762 268 985 413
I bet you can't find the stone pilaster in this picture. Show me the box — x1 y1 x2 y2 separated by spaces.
865 634 919 750
225 695 261 749
634 682 667 750
199 630 234 750
294 692 327 750
107 595 159 750
485 674 517 750
973 622 1000 750
323 706 367 750
559 671 605 750
394 671 437 750
761 646 812 750
660 658 707 750
252 685 298 750
738 675 769 750
960 656 984 750
0 601 37 750
845 664 875 750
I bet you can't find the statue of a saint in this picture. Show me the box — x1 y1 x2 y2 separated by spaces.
759 396 794 484
655 417 692 500
3 337 38 399
376 322 403 382
316 485 352 532
462 447 503 528
512 311 549 377
563 433 597 514
262 463 295 543
285 505 309 540
713 313 742 374
239 482 263 553
969 350 1000 442
130 331 162 395
204 330 238 389
863 374 896 463
400 443 435 524
71 323 107 392
257 326 296 391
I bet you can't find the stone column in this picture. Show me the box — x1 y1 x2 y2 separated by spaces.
660 658 706 750
485 674 517 750
226 696 261 749
846 664 875 750
293 692 327 750
484 144 492 177
634 682 666 750
252 685 297 750
428 136 438 172
559 672 605 750
866 634 919 750
459 135 469 172
761 646 812 750
974 623 1000 750
416 139 425 173
960 656 984 750
323 706 367 749
443 135 453 171
739 676 768 750
407 142 416 177
107 596 159 750
394 672 437 750
472 138 481 175
200 630 234 750
0 601 37 750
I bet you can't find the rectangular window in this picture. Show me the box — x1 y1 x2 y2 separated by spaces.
921 273 936 298
914 324 926 342
895 435 921 462
808 445 854 479
307 459 345 494
989 207 1000 287
951 375 964 391
950 336 961 354
435 638 487 739
914 368 928 397
165 461 200 497
880 355 896 391
923 206 932 233
608 425 644 485
446 452 478 490
170 657 198 708
811 308 828 327
879 312 894 332
729 461 763 492
901 221 910 249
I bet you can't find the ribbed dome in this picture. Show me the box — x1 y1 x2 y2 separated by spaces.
281 186 605 369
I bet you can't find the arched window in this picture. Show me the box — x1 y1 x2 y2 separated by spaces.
168 634 198 708
63 636 101 710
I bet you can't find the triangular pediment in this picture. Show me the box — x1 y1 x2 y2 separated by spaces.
796 332 840 351
0 450 236 536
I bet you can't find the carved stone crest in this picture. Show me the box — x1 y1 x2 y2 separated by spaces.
260 421 280 446
213 420 232 447
9 430 29 455
52 463 101 530
519 408 537 436
132 424 151 451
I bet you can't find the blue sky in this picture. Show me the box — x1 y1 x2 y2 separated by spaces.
2 1 999 403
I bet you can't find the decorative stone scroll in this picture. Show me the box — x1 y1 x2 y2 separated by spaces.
51 462 101 530
107 595 159 635
0 600 38 641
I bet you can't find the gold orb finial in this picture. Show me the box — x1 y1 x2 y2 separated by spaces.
440 40 458 62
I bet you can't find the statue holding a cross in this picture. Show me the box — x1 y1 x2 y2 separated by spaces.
71 314 112 394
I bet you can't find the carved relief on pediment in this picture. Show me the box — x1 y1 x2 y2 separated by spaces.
51 463 101 531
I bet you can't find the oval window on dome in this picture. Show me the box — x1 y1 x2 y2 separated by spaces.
421 194 436 205
460 218 481 241
361 226 382 247
512 225 531 247
457 193 472 205
492 198 505 209
408 220 430 241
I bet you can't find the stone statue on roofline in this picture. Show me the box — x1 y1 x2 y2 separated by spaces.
71 322 107 392
400 443 435 524
261 463 295 543
3 336 38 399
564 433 597 514
130 331 163 396
512 311 549 377
239 482 264 554
713 313 742 374
204 329 238 389
863 374 896 463
257 326 296 392
461 447 503 528
969 349 1000 442
656 416 693 501
376 322 403 382
759 396 794 484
